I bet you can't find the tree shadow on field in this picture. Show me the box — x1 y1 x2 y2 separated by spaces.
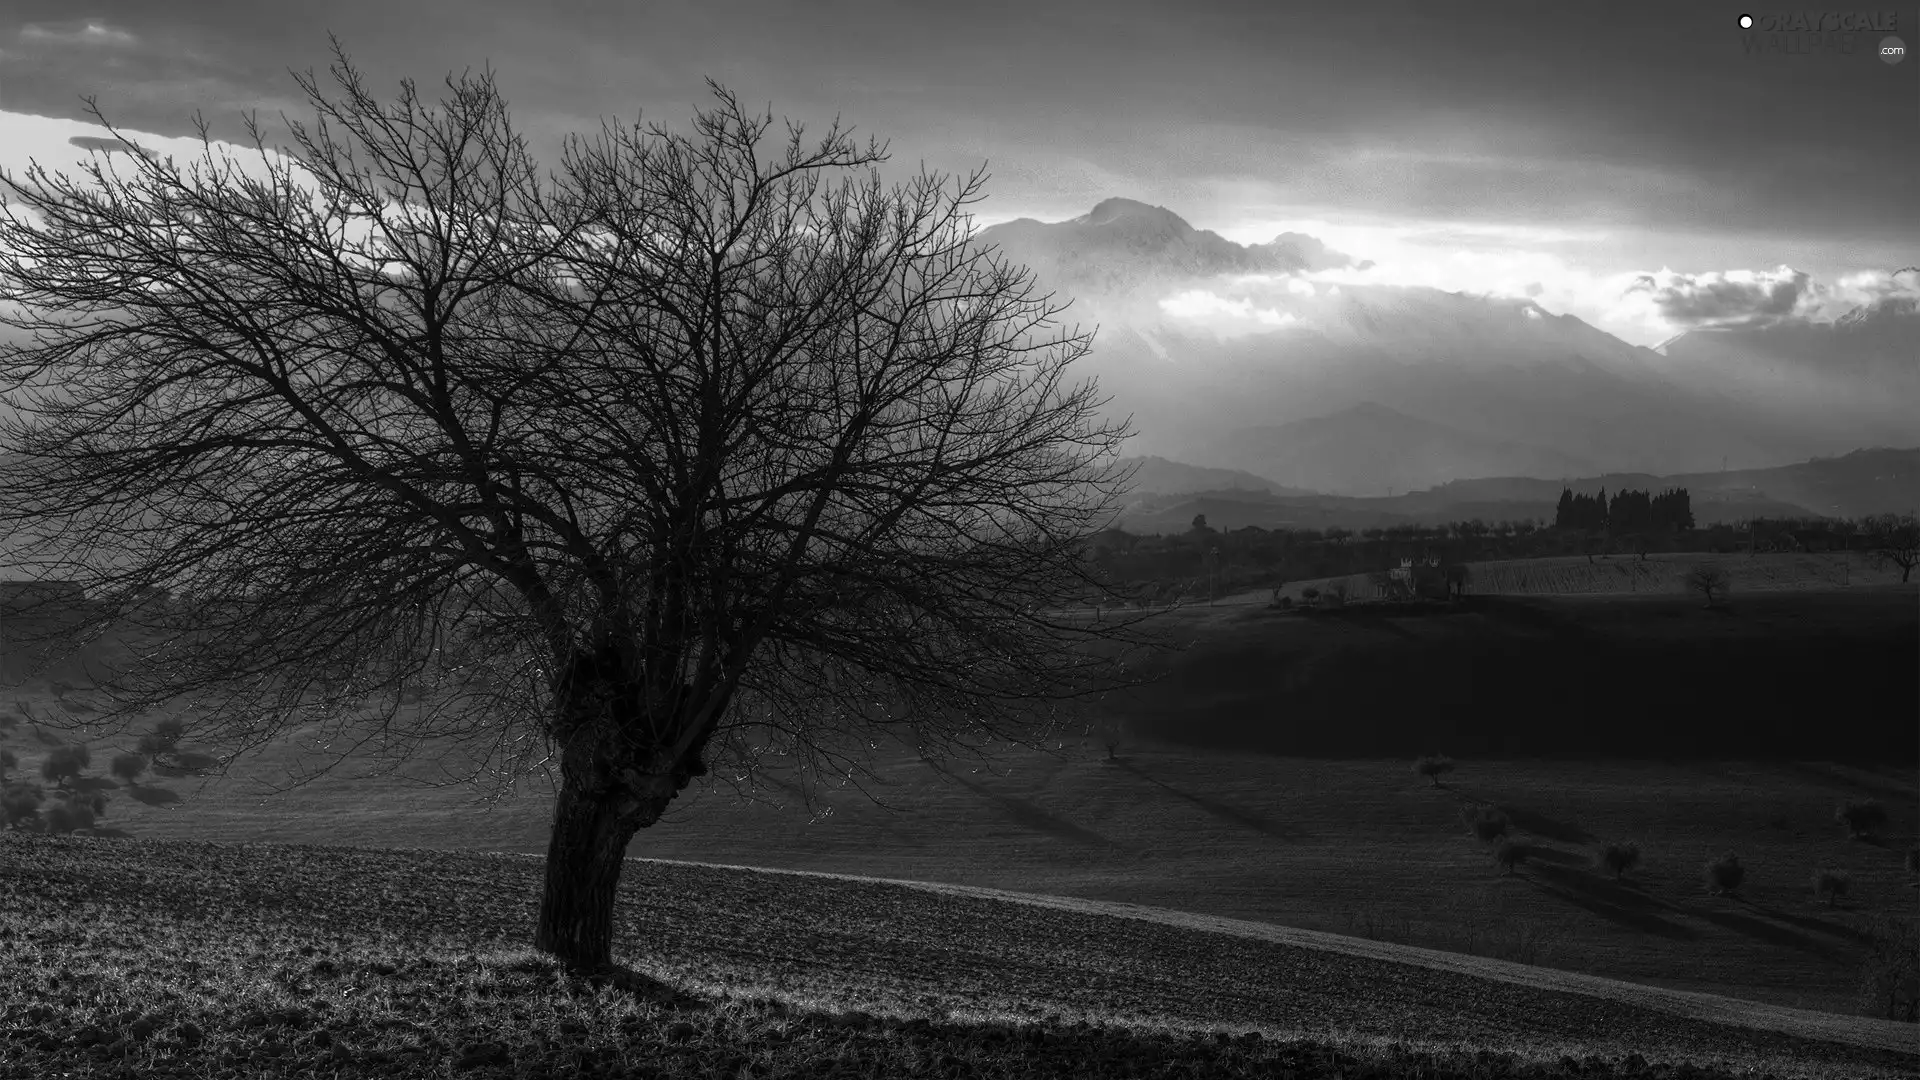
575 962 706 1011
1516 844 1586 867
128 783 181 806
1496 805 1592 845
1774 760 1918 803
936 769 1113 847
1752 904 1877 946
1529 863 1695 940
1687 902 1837 960
1115 759 1297 840
151 751 220 777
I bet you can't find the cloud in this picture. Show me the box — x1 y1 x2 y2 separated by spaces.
20 21 138 48
67 135 158 160
1622 266 1810 330
1622 266 1920 331
1158 288 1300 336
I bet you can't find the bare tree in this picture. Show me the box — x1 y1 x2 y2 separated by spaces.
1863 513 1919 583
0 47 1156 973
1682 564 1730 608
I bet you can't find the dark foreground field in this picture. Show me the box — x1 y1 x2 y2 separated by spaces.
1 835 1914 1080
3 587 1916 1024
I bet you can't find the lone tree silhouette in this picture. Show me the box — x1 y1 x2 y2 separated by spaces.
1863 513 1919 583
1682 564 1730 609
0 47 1154 973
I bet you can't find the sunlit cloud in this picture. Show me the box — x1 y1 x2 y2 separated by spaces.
20 21 138 48
1158 289 1300 336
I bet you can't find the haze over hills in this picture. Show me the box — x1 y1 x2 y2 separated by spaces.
1184 401 1598 498
1103 446 1920 536
975 201 1920 493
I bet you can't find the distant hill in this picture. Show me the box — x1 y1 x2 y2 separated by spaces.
1106 455 1308 498
1109 446 1919 535
1183 402 1599 497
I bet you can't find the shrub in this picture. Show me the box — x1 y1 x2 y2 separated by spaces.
1469 807 1509 842
39 743 91 788
1705 852 1745 896
43 795 95 835
1682 564 1730 608
137 717 186 760
1300 587 1320 605
1413 754 1456 787
110 752 148 784
1 782 44 829
1858 916 1919 1022
1836 799 1890 840
1596 841 1641 880
1495 839 1531 875
1813 868 1851 906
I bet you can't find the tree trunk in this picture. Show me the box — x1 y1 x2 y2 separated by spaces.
531 778 661 969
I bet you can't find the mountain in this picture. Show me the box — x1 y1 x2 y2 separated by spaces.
1648 295 1920 450
975 200 1920 493
1106 446 1919 535
977 198 1316 298
1183 401 1599 497
1106 455 1307 498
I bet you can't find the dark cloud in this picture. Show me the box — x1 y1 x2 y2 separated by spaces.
1628 268 1812 329
0 0 1911 247
67 135 156 159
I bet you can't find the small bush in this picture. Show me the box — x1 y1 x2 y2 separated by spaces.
110 751 149 784
1813 868 1851 906
1836 799 1890 840
1705 852 1745 896
1413 754 1456 787
1494 839 1531 875
1596 841 1641 880
1 782 45 829
44 795 95 835
137 718 186 760
39 743 91 788
1300 587 1321 604
1469 808 1509 842
1858 916 1919 1023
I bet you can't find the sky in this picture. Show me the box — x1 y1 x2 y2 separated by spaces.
0 0 1915 346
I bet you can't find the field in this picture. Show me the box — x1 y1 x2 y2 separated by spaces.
1 570 1915 1073
1 834 1914 1079
1229 552 1906 607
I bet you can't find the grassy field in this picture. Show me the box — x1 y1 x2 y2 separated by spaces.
1223 552 1906 607
2 834 1914 1079
1 573 1914 1060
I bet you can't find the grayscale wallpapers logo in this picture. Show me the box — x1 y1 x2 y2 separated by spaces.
1736 11 1903 59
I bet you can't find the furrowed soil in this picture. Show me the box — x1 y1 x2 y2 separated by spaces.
0 834 1913 1079
0 580 1914 1041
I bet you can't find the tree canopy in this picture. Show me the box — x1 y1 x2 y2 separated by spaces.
0 46 1157 968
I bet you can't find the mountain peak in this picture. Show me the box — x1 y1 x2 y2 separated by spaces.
1077 198 1192 231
